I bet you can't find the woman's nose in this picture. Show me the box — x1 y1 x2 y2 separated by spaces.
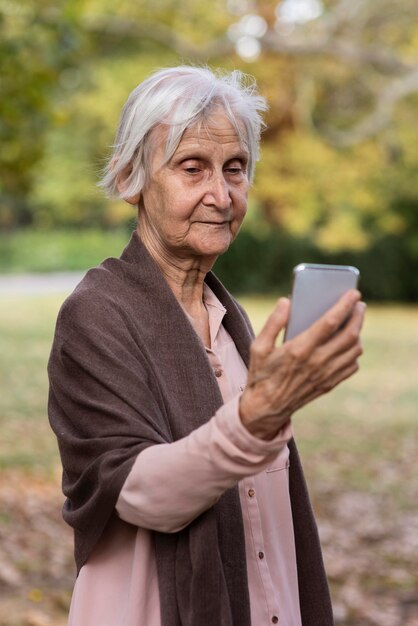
202 173 231 209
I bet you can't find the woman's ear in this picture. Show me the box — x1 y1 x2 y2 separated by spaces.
116 163 141 206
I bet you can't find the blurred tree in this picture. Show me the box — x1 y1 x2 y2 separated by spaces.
1 0 418 276
65 0 417 255
0 0 84 227
29 0 236 229
248 0 418 255
81 0 418 145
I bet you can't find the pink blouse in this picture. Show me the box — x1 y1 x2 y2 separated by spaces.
68 285 302 626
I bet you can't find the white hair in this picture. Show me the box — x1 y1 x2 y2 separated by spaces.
98 65 268 200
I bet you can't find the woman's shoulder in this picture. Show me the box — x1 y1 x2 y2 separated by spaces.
54 256 140 338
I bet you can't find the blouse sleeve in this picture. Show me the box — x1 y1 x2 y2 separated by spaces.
116 395 292 532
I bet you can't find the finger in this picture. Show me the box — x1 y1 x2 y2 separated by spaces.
335 300 366 351
299 289 361 350
311 339 363 385
253 298 290 355
316 300 366 361
313 359 360 399
294 359 360 411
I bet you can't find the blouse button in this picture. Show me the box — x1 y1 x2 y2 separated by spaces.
214 368 222 377
248 488 255 498
258 551 264 560
272 617 279 624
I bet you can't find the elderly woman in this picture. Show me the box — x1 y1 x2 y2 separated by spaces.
48 66 364 626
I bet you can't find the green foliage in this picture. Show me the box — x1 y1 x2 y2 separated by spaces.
31 52 178 228
214 227 418 302
255 133 381 250
0 0 84 226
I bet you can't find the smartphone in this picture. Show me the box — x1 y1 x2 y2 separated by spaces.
284 263 360 342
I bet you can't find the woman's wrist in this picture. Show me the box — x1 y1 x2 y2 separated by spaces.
238 389 291 441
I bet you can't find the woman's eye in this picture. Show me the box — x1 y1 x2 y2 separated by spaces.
225 166 244 176
225 160 246 175
185 167 201 174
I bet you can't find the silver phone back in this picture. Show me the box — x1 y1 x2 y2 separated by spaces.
284 263 359 341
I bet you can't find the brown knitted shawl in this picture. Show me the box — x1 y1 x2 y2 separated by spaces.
48 231 334 626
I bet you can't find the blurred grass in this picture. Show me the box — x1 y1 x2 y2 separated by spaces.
0 295 64 473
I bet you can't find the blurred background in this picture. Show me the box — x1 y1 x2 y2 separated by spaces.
0 1 417 624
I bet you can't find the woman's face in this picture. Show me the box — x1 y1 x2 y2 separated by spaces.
137 109 250 265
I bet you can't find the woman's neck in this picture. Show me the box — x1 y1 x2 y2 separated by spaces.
136 224 213 344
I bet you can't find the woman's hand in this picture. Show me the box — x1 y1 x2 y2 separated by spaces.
239 290 366 440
